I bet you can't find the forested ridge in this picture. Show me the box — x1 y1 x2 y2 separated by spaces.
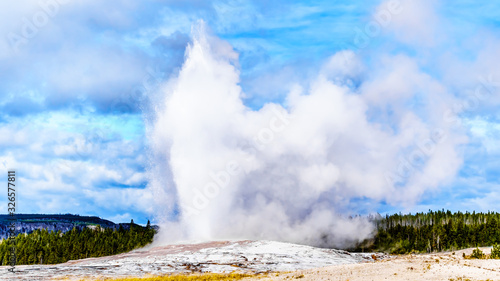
0 214 130 240
0 214 115 226
0 222 156 265
359 210 500 254
2 210 499 265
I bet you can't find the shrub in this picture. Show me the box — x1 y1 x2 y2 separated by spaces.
490 244 500 259
470 248 485 259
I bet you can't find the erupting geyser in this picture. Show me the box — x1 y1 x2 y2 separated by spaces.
146 20 464 248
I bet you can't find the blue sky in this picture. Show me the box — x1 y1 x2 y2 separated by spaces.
1 0 500 225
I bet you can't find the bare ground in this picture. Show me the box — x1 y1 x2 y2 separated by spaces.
255 247 500 281
2 242 499 281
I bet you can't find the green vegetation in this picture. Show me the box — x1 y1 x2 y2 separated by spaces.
0 222 156 265
490 244 500 259
469 247 486 259
461 245 500 259
358 210 500 254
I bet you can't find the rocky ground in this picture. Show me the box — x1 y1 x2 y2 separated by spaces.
0 240 385 280
2 241 498 281
256 247 500 281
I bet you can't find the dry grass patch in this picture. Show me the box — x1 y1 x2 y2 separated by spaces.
79 272 265 281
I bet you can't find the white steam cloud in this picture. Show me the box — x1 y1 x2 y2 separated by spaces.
147 0 476 248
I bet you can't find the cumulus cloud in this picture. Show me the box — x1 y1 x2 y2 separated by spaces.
147 14 470 247
1 0 499 243
0 0 176 116
379 0 440 47
0 111 149 222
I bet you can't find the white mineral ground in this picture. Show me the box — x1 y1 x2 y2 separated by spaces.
1 241 499 281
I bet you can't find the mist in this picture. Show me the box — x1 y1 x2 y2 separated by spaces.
144 0 492 248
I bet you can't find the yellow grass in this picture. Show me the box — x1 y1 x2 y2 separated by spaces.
79 272 264 281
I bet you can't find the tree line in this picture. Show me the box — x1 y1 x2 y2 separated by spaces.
359 210 500 254
3 210 499 263
0 221 156 265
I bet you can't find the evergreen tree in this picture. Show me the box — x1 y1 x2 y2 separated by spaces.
360 210 500 254
0 223 157 265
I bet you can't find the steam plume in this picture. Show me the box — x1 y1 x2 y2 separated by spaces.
147 11 467 248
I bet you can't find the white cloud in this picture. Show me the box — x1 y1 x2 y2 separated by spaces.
147 20 468 248
379 0 440 47
466 117 500 154
1 0 498 245
0 111 148 218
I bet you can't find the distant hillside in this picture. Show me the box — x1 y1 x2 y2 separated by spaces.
0 218 157 265
354 210 500 254
0 214 155 239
